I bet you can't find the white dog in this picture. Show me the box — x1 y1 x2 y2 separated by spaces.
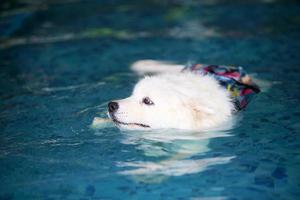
107 60 260 131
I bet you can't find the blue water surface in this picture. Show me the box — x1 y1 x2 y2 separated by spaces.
1 0 300 199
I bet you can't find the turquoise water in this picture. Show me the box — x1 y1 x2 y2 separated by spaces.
1 0 300 199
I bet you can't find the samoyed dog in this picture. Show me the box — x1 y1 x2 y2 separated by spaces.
107 60 260 131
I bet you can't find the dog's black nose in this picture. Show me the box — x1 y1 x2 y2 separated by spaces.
108 101 119 113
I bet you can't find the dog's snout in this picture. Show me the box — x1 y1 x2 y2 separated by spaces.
108 101 119 113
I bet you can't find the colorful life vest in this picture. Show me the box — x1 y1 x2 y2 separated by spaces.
182 64 260 111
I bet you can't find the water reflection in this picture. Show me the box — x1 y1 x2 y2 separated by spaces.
116 120 236 182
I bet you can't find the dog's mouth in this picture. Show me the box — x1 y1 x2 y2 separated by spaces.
109 113 150 128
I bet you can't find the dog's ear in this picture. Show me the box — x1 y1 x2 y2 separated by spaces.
192 104 215 115
185 101 215 118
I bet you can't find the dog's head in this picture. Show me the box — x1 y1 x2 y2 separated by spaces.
108 73 233 130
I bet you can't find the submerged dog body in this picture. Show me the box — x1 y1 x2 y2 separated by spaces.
108 62 259 131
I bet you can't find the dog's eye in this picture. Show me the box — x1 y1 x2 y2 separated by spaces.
142 97 154 105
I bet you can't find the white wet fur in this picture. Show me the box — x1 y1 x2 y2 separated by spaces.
109 60 234 130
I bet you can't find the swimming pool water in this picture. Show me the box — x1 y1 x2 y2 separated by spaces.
1 0 300 199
